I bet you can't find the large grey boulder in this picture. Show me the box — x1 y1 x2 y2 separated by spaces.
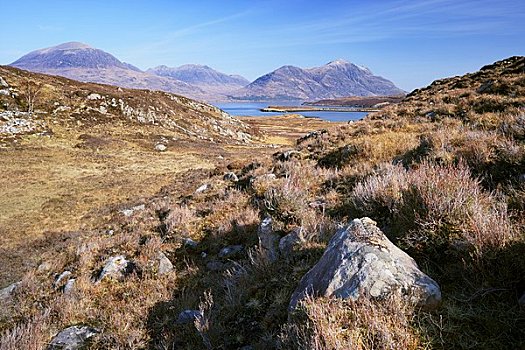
258 217 279 262
47 325 98 350
289 217 441 310
94 255 133 283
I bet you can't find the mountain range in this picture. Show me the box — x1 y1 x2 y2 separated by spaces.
9 42 404 101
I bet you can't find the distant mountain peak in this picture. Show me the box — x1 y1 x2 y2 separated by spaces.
147 64 249 88
35 42 94 55
232 60 404 101
327 58 349 65
52 42 93 50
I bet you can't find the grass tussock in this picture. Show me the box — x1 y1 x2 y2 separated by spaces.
280 296 423 350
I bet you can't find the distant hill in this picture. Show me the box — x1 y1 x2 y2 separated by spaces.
9 42 210 100
147 64 249 96
231 59 405 101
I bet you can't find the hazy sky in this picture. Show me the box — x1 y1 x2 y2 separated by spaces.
1 0 524 91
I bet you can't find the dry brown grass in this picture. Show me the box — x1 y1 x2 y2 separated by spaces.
280 295 423 350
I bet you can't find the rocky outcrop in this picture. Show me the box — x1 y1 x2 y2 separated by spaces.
47 325 98 350
289 217 441 310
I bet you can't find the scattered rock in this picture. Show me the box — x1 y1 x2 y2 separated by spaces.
54 271 72 289
0 282 20 301
477 80 494 93
275 150 302 162
223 172 239 182
176 310 203 324
289 217 442 310
195 184 210 193
0 76 8 88
218 245 243 258
279 227 305 255
158 252 174 275
155 143 167 152
120 204 145 217
258 217 279 262
297 129 327 143
259 173 276 181
183 238 198 248
87 93 102 100
63 279 76 294
37 261 53 272
206 260 225 271
47 325 99 350
95 255 133 283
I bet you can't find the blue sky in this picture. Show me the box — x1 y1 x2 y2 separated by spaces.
0 0 524 90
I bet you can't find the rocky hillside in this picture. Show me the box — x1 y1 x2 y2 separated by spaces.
232 59 405 101
9 42 212 100
0 65 252 144
0 57 524 350
148 64 249 96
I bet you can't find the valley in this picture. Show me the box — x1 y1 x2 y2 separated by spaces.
0 57 523 350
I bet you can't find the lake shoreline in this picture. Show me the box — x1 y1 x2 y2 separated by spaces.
260 105 379 113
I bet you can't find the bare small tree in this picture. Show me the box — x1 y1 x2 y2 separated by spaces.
25 80 42 114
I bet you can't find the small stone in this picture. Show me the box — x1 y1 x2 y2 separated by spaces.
87 93 101 100
176 310 203 324
258 217 279 262
37 261 53 272
54 271 72 289
155 144 167 152
158 252 173 275
223 172 239 182
120 204 145 217
95 255 133 283
279 227 305 255
0 282 20 301
183 238 198 248
275 150 302 162
63 279 76 294
206 260 225 271
195 184 210 194
0 77 8 88
218 245 243 258
47 325 99 350
519 293 525 306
